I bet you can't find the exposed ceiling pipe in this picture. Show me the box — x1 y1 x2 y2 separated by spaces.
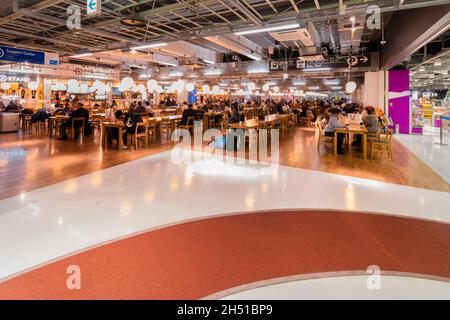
228 0 263 27
0 27 86 49
15 8 135 43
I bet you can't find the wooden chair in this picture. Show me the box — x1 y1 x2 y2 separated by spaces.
147 119 157 143
20 114 32 132
180 116 195 133
298 110 312 126
69 117 85 140
220 116 228 134
159 118 172 141
31 119 46 133
134 122 148 149
371 129 394 160
279 117 288 137
316 121 334 152
90 114 104 135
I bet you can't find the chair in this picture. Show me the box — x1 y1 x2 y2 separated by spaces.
90 114 104 135
180 116 195 133
147 119 157 143
159 118 172 141
20 114 32 132
286 115 296 136
69 117 85 140
220 116 228 134
298 110 312 126
371 129 394 160
134 122 148 149
316 121 334 152
279 117 288 137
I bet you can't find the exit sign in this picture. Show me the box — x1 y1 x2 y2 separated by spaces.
87 0 101 15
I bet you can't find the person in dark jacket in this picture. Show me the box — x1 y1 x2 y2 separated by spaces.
121 112 143 149
180 104 203 126
58 102 89 140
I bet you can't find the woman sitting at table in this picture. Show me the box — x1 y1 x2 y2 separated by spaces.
324 108 346 154
364 106 379 136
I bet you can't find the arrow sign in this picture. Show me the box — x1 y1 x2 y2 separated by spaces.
87 0 101 15
360 56 368 63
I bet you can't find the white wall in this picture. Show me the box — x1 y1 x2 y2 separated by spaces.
363 71 387 112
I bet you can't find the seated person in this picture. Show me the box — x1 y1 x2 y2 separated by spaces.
5 101 20 113
134 102 146 114
31 108 48 123
21 108 34 115
59 102 89 140
364 106 379 136
324 108 346 154
121 112 144 150
228 107 244 124
180 104 201 126
105 105 118 146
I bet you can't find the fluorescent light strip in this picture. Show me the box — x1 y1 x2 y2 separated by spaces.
303 68 332 72
69 53 93 58
204 59 215 64
247 54 262 61
131 42 168 50
235 23 300 35
157 61 178 67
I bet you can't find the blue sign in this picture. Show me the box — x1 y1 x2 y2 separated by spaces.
0 46 45 65
188 86 197 104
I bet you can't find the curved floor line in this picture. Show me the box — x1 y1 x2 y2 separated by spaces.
1 149 449 281
204 271 450 300
1 210 449 299
1 208 448 284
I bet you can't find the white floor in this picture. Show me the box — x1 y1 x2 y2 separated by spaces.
395 126 450 183
0 149 449 282
220 275 450 300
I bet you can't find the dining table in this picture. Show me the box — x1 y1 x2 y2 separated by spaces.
102 121 125 149
334 124 368 160
48 115 70 137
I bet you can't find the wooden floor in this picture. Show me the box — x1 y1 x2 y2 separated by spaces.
0 125 449 200
277 127 450 193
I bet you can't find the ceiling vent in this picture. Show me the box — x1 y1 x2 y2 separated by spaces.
269 28 314 47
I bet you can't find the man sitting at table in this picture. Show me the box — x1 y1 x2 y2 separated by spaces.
58 102 89 140
324 108 346 154
180 103 202 126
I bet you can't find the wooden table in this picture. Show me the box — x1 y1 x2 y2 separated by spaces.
102 121 125 149
228 119 261 130
334 124 368 159
228 114 289 130
48 115 70 137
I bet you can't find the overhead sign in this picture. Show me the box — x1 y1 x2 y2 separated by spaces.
270 54 371 71
87 0 101 15
0 46 45 65
0 74 32 83
0 46 59 66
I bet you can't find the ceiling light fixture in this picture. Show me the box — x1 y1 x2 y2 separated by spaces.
69 52 93 58
248 54 262 61
131 42 168 50
235 23 300 35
